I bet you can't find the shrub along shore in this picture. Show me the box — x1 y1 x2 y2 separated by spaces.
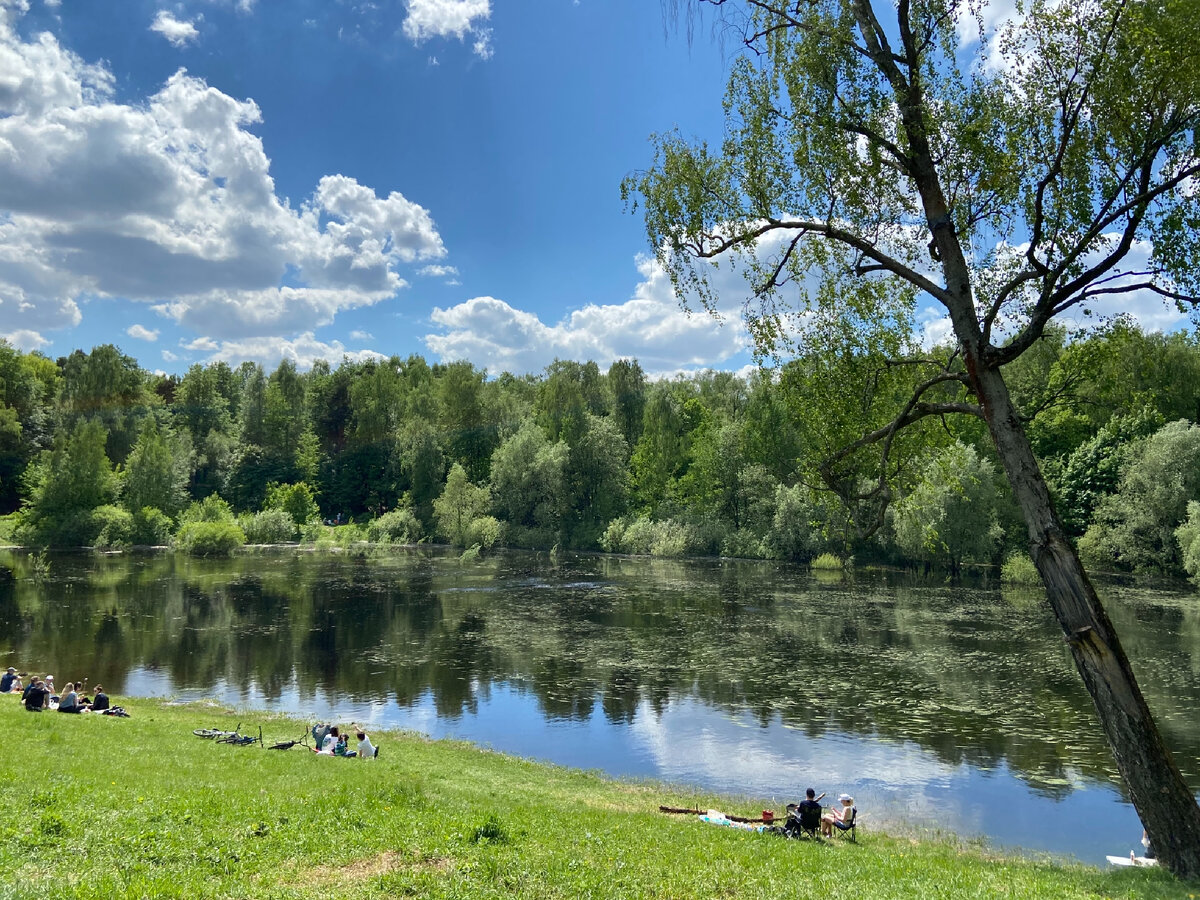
0 698 1188 899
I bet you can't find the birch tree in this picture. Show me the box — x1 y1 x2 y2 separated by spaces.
629 0 1200 876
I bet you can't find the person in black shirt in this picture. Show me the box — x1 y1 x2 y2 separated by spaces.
24 677 49 711
797 788 822 817
795 788 824 835
0 667 19 693
90 686 109 712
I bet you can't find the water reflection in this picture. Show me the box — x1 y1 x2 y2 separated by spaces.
2 547 1197 862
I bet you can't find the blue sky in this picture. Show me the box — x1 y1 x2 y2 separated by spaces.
0 0 767 376
0 0 1187 377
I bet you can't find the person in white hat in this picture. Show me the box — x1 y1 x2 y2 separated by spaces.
0 667 20 694
821 793 855 837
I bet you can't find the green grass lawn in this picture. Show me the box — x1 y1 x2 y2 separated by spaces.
0 696 1192 899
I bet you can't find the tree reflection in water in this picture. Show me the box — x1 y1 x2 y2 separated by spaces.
2 546 1198 806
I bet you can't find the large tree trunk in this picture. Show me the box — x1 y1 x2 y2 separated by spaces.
971 361 1200 878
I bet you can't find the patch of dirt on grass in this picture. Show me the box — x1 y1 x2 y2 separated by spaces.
302 850 452 885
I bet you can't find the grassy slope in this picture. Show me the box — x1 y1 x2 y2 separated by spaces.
0 697 1191 899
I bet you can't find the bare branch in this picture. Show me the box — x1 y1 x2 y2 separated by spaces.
682 217 954 306
821 395 979 475
758 232 804 293
992 153 1200 365
811 365 980 538
1053 280 1200 313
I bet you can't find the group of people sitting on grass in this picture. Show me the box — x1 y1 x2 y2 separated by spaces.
774 788 857 839
3 666 125 715
311 723 377 758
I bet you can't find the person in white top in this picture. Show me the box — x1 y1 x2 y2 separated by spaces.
821 794 855 837
319 726 340 754
356 731 377 759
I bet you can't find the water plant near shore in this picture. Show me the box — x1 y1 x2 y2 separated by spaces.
810 552 844 571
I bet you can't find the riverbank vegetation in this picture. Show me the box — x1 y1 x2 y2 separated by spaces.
0 698 1187 899
1 323 1199 580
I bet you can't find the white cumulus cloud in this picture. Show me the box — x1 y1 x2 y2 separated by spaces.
472 28 492 60
189 331 385 370
418 264 459 278
0 8 448 348
1 328 48 350
150 11 200 47
402 0 492 59
127 324 159 341
425 256 751 376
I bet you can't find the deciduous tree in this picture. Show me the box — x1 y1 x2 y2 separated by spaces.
566 414 630 545
632 0 1200 874
892 441 1002 573
607 358 647 449
1079 420 1200 574
122 417 192 518
18 418 116 546
59 344 153 464
434 462 492 546
490 420 567 537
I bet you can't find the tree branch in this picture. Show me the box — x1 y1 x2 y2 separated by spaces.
1055 280 1200 311
812 364 980 537
735 0 884 65
682 218 953 306
991 153 1200 366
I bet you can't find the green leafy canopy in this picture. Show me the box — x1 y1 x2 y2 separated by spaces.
627 0 1200 360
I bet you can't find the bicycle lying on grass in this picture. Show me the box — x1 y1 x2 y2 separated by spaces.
266 731 310 750
193 723 240 740
217 725 262 746
192 723 314 749
191 723 262 746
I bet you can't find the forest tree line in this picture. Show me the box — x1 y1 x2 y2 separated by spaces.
3 319 1200 580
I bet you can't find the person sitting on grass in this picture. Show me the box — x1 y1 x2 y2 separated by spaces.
23 676 49 712
1 667 21 693
821 794 855 837
57 682 84 713
90 686 109 712
314 726 340 754
356 731 377 759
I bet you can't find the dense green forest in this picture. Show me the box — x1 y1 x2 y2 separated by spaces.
4 320 1200 580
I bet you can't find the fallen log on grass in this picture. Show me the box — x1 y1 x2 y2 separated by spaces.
658 805 771 824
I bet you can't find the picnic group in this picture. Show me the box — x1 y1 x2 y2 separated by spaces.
699 787 858 840
310 722 378 759
1 666 128 716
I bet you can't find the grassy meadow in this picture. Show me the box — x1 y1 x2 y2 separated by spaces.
0 696 1192 899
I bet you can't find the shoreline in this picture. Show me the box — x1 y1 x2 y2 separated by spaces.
0 696 1185 898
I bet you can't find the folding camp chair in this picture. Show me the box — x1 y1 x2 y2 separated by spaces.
779 802 822 840
797 803 822 839
831 806 857 842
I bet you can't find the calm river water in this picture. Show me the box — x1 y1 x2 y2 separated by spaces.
2 547 1198 864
